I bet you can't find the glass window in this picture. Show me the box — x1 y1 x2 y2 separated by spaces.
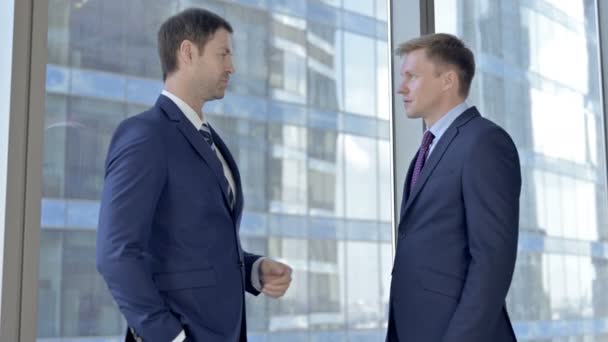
342 0 374 18
269 13 307 104
344 134 378 220
308 238 346 329
125 1 177 80
212 115 269 212
343 32 375 116
307 23 343 111
226 3 270 97
379 241 392 325
37 230 63 337
376 41 389 120
268 123 308 214
37 1 391 340
47 0 71 66
435 1 608 340
375 0 387 21
268 237 309 330
308 128 344 217
345 241 381 329
378 140 391 222
243 236 269 331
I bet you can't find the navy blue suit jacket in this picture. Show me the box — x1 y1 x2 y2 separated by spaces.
96 95 261 342
387 107 521 342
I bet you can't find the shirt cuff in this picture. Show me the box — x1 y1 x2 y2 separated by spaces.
172 330 186 342
251 257 266 292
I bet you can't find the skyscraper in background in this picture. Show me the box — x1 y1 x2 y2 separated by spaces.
38 1 392 341
436 0 608 340
35 0 608 341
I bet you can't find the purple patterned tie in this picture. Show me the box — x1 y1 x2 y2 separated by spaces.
410 130 435 193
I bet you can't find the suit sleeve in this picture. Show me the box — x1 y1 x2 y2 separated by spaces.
441 126 521 342
96 118 182 342
244 252 263 295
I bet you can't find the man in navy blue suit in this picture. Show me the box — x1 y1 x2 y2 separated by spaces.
96 8 292 342
386 33 521 341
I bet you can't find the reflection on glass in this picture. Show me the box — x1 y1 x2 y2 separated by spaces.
376 41 389 120
379 242 391 325
269 237 309 331
227 4 269 97
378 140 391 222
38 0 390 340
309 239 346 329
435 0 608 340
375 0 387 21
346 241 380 329
344 134 378 220
242 236 269 331
269 124 308 214
307 23 343 111
342 0 374 18
270 13 307 104
343 32 375 116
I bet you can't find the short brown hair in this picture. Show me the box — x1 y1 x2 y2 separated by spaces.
396 33 475 98
158 8 233 81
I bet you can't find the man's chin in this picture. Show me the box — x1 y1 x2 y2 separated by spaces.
405 111 419 119
213 92 226 100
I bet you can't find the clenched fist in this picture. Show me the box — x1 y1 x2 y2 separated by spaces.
259 259 292 298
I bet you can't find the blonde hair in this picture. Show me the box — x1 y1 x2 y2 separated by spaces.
397 33 475 98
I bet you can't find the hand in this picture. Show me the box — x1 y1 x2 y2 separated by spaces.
259 259 292 298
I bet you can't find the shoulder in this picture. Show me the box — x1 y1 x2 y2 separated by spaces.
463 115 515 147
114 107 167 140
107 107 171 157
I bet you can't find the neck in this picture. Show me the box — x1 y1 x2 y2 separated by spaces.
164 77 206 119
424 97 464 128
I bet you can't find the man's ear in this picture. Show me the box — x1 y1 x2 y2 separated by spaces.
442 69 458 93
177 40 194 67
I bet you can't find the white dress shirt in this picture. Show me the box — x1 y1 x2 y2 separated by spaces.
161 90 265 342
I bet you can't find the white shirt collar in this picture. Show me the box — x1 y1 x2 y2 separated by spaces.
161 90 207 130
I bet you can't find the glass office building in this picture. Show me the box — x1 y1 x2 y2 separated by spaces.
38 0 392 341
435 1 608 341
20 0 608 341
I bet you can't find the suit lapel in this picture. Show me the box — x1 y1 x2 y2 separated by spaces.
402 128 458 215
399 154 417 219
401 107 480 218
156 96 233 210
209 126 245 261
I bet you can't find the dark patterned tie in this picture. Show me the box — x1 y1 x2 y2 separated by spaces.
200 122 235 210
410 130 435 193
